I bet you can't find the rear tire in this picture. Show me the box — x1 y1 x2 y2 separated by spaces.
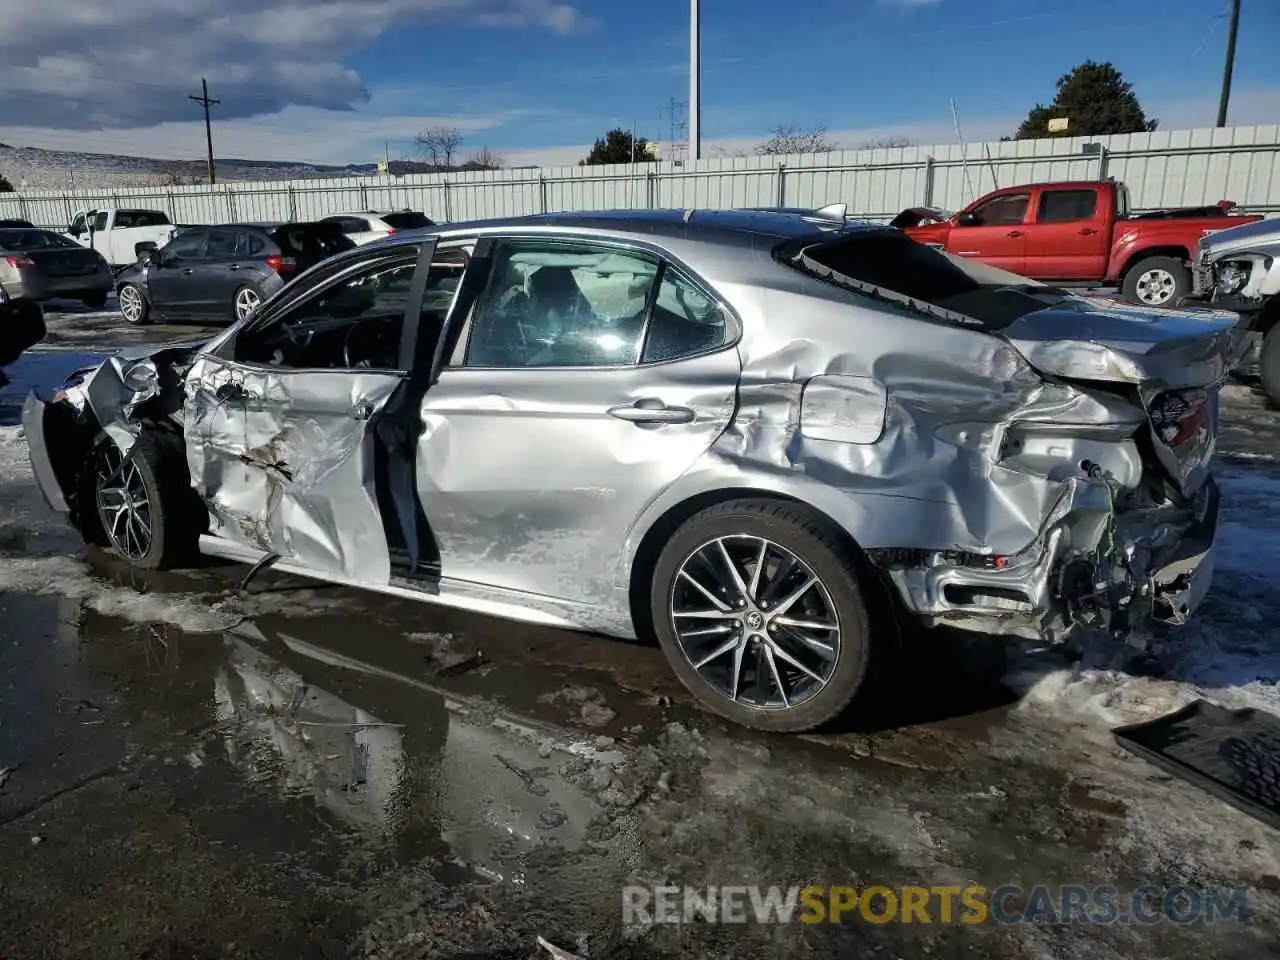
650 498 878 733
1261 323 1280 407
1121 255 1191 307
232 285 263 323
92 431 204 570
118 283 150 325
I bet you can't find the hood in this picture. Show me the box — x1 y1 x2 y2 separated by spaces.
1001 296 1241 392
1197 216 1280 260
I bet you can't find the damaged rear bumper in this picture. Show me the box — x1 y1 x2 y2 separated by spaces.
880 475 1219 642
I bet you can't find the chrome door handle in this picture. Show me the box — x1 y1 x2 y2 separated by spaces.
229 263 241 270
607 400 695 424
182 268 194 275
352 400 375 420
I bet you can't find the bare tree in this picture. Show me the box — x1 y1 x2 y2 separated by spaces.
755 123 838 156
854 135 913 150
462 146 504 170
416 126 465 170
709 144 749 159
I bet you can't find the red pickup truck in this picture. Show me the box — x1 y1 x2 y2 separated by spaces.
897 180 1263 307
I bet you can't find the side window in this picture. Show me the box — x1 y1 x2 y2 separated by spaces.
463 239 659 368
92 211 109 232
115 211 137 229
641 268 729 363
245 233 266 256
204 228 240 258
69 213 86 236
161 230 206 260
969 193 1029 226
1037 189 1098 224
234 256 418 370
134 210 170 227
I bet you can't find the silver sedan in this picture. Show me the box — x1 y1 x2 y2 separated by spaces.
23 209 1233 731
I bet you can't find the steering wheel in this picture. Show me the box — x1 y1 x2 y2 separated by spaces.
342 318 398 369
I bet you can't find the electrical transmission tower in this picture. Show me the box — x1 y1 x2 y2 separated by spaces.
662 97 689 166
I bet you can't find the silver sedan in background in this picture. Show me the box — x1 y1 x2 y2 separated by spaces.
0 227 114 308
22 209 1235 732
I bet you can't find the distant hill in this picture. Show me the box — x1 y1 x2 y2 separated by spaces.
0 144 446 192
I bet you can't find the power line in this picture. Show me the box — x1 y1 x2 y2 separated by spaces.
189 78 220 184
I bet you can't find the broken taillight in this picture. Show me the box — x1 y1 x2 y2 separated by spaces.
4 255 35 269
265 254 297 274
1149 388 1209 448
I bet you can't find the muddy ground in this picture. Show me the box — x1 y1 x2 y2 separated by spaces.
0 302 1278 959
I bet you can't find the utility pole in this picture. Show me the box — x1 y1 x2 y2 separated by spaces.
189 78 220 184
689 0 701 161
1216 0 1240 127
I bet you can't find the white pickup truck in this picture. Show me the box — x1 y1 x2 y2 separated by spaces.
64 208 179 269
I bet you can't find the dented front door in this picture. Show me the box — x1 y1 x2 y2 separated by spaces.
182 242 436 585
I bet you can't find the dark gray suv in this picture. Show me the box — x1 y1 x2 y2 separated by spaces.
114 221 356 325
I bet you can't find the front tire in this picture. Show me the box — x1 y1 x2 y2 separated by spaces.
1121 255 1191 307
117 283 150 325
93 432 203 570
650 499 877 733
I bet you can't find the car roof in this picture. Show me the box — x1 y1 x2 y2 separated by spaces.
370 208 881 249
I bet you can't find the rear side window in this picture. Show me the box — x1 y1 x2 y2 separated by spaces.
204 228 241 258
1037 190 1097 223
777 231 1065 331
323 216 370 233
116 210 170 228
382 211 434 230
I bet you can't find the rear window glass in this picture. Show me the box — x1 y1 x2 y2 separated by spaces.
0 229 81 250
776 231 1067 331
1037 190 1097 223
270 223 357 258
381 211 434 230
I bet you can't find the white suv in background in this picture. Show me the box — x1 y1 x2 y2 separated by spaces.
319 210 435 245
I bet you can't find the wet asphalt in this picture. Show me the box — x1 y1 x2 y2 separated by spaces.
1 302 1279 959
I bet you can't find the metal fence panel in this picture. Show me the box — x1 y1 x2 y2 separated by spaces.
3 124 1278 230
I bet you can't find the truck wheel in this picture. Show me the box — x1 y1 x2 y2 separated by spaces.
117 283 150 325
1122 256 1191 307
1261 324 1280 407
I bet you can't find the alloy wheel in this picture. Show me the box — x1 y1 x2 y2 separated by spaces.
234 287 261 321
118 285 144 322
1134 268 1176 305
669 535 841 710
95 445 153 561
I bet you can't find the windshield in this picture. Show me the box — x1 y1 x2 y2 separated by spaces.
776 230 1070 331
0 229 84 251
381 211 434 230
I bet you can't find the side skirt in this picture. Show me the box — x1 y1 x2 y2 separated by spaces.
197 534 636 639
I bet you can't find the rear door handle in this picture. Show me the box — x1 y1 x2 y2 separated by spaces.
228 263 241 271
1007 230 1024 238
607 399 695 424
182 268 194 275
1079 228 1098 235
352 400 376 420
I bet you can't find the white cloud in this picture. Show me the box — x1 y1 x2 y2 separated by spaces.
0 0 585 130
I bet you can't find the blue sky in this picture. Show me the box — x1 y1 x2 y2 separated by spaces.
0 0 1277 166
